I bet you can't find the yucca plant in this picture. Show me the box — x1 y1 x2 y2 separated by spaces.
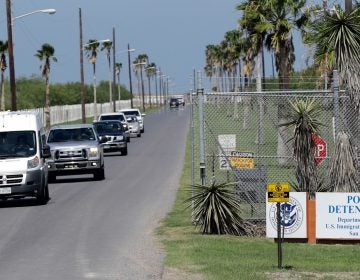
329 131 359 192
280 98 323 198
185 181 255 236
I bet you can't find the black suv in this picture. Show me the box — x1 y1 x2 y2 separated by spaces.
169 98 179 108
93 120 128 155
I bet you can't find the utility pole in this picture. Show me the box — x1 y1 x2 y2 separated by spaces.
112 27 116 112
79 8 86 123
6 0 16 111
127 43 133 108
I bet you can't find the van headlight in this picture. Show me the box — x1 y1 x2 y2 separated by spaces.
89 147 99 157
28 156 40 169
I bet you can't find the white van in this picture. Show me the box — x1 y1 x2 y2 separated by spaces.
0 112 51 204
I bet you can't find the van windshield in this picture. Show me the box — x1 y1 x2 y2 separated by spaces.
100 115 125 122
0 131 37 158
122 110 140 117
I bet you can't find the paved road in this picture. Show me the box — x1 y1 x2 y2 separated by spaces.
0 106 189 280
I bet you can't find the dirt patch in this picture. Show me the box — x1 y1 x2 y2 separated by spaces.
266 271 360 279
162 267 203 280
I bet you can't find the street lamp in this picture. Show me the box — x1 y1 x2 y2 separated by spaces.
83 39 111 121
6 1 56 111
83 39 111 48
12 9 56 22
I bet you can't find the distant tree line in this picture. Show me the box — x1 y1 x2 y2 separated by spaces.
1 75 131 110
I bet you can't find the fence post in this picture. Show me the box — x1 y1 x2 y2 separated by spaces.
198 88 206 186
332 70 340 141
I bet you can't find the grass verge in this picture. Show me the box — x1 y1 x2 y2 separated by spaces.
157 131 360 280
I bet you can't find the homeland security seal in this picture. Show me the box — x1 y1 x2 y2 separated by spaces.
269 196 304 235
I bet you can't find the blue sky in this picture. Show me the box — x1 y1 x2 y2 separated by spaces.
0 0 309 93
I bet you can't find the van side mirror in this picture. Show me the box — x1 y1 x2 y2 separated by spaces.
42 145 51 158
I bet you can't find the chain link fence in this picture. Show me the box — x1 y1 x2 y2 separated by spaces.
190 79 358 223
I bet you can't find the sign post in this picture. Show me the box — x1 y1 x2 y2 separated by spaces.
267 182 290 269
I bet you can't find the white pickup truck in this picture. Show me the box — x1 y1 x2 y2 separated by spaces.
46 124 106 181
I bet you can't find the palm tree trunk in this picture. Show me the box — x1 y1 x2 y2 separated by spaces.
1 72 5 111
277 45 292 166
148 76 152 108
45 77 51 131
255 53 265 145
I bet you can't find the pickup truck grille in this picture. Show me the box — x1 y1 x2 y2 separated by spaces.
54 149 87 161
0 174 23 186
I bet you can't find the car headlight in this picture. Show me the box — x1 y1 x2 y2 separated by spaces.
28 156 40 169
89 147 99 157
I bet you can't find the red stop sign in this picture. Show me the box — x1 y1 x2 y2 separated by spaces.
312 134 327 165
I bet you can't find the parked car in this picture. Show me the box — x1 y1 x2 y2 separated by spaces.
93 120 128 155
126 115 141 138
119 108 146 133
98 112 130 142
169 97 179 108
46 124 106 181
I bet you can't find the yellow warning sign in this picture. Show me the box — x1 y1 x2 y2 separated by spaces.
229 151 254 169
267 182 290 202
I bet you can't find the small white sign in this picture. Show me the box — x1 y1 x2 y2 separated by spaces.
316 193 360 239
218 134 236 170
266 192 307 238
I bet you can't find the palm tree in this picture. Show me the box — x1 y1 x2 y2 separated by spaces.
0 40 8 111
34 43 57 131
306 5 360 109
238 0 311 165
133 54 148 111
145 62 156 108
306 5 360 192
84 39 100 120
280 98 323 198
101 41 113 108
115 62 122 103
205 44 225 92
237 2 268 143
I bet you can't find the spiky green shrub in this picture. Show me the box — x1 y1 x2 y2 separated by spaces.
280 98 323 197
185 181 255 235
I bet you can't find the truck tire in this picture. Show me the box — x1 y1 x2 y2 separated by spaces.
94 166 105 180
48 173 56 183
121 147 128 156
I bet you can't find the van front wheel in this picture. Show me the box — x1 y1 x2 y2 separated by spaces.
37 183 49 205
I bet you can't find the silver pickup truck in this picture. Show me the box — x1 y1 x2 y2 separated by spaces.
46 124 106 181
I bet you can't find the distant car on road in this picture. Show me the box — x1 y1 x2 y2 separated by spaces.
93 120 128 155
119 108 146 133
177 96 185 106
126 115 141 138
169 97 179 108
46 124 106 181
